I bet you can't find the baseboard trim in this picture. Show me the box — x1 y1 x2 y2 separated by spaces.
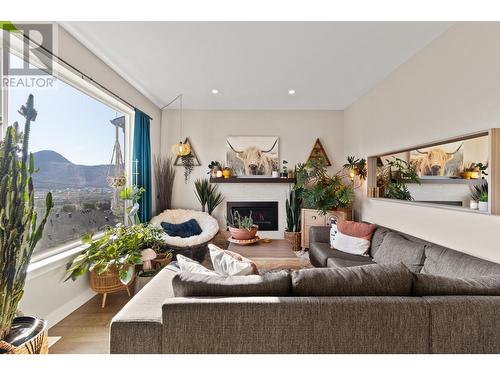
45 288 96 329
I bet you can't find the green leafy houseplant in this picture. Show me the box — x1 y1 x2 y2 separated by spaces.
0 95 53 341
227 210 254 230
66 224 164 284
295 158 354 215
194 178 224 215
470 182 488 202
377 157 420 201
285 187 302 232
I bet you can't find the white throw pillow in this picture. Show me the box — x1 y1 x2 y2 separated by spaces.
209 244 256 276
330 217 338 248
176 254 218 275
332 231 371 256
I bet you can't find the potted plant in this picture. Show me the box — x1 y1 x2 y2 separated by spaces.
377 157 420 201
227 211 258 240
66 223 164 308
207 160 222 177
0 95 53 354
470 182 488 212
295 158 354 214
194 178 224 215
284 187 302 251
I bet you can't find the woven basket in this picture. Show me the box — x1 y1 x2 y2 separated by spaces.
284 231 301 251
90 266 135 294
0 317 48 354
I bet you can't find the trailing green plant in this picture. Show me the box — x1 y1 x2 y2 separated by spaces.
66 223 164 283
181 153 195 183
154 155 175 212
470 182 488 202
285 187 302 232
295 158 354 214
227 210 254 230
0 95 53 341
377 157 420 201
194 178 224 215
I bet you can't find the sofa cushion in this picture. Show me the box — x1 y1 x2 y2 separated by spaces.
327 257 376 268
373 232 426 272
160 218 202 238
332 221 377 256
209 244 258 276
309 242 372 268
177 254 218 275
291 263 413 296
421 244 500 278
412 273 500 296
172 270 290 297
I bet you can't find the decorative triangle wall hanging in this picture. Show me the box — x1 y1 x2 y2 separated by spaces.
307 138 332 166
174 137 201 166
174 137 201 183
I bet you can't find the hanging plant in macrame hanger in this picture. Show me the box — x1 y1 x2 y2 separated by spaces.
106 115 127 216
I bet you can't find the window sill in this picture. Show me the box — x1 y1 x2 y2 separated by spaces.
27 233 104 281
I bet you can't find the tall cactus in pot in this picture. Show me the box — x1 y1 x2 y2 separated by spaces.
0 95 53 340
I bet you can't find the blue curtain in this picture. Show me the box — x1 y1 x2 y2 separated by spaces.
133 109 152 223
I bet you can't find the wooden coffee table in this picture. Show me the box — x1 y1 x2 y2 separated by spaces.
228 239 311 271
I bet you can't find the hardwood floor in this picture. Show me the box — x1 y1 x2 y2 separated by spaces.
48 290 130 354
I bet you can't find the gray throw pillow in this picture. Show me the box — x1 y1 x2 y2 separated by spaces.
172 270 290 297
291 263 412 296
373 232 426 272
412 273 500 296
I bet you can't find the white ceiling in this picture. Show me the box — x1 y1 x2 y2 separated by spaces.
61 22 451 110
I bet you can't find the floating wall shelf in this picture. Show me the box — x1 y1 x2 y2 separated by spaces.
209 177 296 184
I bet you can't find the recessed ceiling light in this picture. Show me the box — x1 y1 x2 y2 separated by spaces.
288 89 296 95
211 89 219 94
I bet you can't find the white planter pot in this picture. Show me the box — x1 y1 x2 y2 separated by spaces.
478 201 489 212
469 201 479 210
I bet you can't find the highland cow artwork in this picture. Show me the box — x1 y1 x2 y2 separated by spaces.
226 136 279 176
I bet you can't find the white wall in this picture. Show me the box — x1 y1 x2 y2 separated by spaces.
19 25 161 327
344 22 500 263
161 110 344 236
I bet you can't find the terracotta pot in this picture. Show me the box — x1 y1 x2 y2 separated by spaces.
284 231 301 251
0 317 48 354
229 225 258 240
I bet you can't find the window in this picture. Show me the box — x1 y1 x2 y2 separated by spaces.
3 52 131 257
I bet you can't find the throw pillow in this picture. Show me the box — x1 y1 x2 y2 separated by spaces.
209 244 258 276
176 254 218 275
291 263 413 296
172 270 291 297
373 232 426 272
160 219 202 238
329 217 338 248
412 273 500 296
331 220 377 256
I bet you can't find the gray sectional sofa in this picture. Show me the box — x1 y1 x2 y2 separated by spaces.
110 225 500 354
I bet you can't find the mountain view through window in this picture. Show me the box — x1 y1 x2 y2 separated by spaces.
6 55 126 254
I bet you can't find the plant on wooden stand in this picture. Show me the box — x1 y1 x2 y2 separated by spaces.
0 95 53 353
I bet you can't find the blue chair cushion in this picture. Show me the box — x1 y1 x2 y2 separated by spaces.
161 219 203 238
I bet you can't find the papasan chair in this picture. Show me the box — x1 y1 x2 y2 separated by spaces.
150 209 219 262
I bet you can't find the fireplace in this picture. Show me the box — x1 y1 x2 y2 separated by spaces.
227 201 278 231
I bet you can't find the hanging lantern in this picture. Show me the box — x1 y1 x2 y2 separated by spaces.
171 140 191 156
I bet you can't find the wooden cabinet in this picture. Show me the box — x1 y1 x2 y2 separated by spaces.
300 208 351 249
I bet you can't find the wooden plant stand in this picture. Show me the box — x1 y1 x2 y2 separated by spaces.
90 268 135 308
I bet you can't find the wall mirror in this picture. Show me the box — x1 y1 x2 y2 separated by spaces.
367 129 500 215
